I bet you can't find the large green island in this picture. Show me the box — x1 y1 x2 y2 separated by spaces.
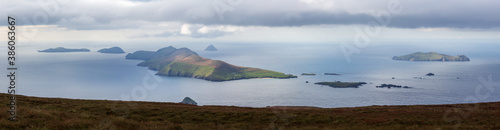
126 46 296 81
392 52 470 61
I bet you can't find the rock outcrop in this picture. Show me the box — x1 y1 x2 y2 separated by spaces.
38 47 90 52
180 97 197 105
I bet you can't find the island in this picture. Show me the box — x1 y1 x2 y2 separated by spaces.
324 73 342 76
38 47 90 52
126 46 296 81
314 81 367 88
376 84 412 89
301 73 316 76
205 44 218 51
392 52 470 61
98 47 125 54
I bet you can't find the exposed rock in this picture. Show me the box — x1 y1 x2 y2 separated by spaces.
180 97 197 105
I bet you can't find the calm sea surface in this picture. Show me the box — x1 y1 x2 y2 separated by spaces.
7 42 500 108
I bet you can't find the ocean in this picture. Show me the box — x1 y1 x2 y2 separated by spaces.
7 42 500 108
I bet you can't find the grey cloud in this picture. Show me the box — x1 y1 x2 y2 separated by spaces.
3 0 500 29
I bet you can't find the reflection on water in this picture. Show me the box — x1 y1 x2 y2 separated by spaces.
12 42 500 108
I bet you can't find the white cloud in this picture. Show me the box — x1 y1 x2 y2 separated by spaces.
180 24 192 35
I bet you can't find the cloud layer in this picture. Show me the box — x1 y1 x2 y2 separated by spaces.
3 0 500 30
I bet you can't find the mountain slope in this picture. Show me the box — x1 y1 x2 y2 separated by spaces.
126 46 296 81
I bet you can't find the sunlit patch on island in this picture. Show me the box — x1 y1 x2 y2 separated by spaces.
126 46 297 81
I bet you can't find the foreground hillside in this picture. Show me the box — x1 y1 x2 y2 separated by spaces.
1 93 499 129
126 46 296 81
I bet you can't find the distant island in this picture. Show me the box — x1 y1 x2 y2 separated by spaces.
126 46 296 81
301 73 316 76
38 47 90 52
324 73 342 76
205 44 218 51
392 52 470 61
314 81 367 88
376 84 412 89
98 47 125 54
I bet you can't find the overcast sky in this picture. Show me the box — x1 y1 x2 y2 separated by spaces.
2 0 500 44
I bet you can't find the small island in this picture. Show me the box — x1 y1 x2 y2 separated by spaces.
126 46 296 81
314 81 367 88
38 47 90 52
98 47 125 54
376 84 412 89
324 73 341 76
205 44 218 51
301 73 316 76
392 52 470 61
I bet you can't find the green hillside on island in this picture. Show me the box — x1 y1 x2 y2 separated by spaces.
392 52 470 61
126 46 296 81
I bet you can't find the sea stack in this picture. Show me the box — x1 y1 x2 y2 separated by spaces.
205 44 218 51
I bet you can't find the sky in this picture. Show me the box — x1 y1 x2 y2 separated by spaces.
1 0 500 44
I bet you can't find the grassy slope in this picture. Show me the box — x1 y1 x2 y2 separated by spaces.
2 93 499 129
393 52 469 61
160 62 215 78
158 61 297 81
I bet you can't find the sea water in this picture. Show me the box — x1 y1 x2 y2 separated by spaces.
6 42 500 108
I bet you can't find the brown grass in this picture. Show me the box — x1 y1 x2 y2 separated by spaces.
1 93 499 129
